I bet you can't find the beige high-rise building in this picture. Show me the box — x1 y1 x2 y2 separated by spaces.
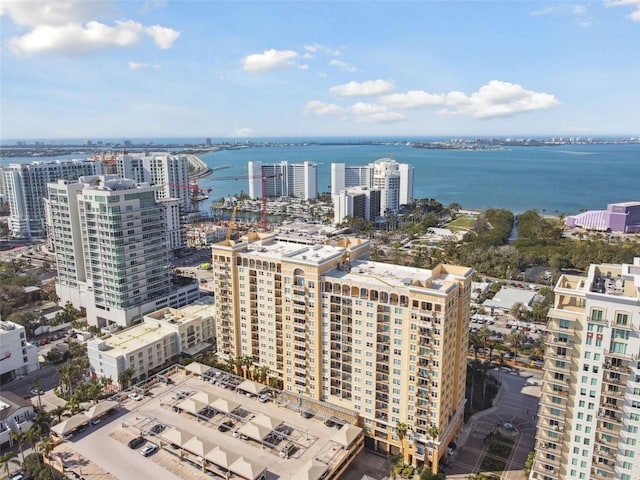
531 258 640 480
211 233 473 471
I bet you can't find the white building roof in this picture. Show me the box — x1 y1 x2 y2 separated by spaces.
483 287 538 311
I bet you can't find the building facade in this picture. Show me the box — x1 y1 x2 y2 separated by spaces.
1 159 102 238
531 258 640 480
333 186 381 225
87 300 214 388
46 175 199 328
247 161 318 201
331 159 414 223
0 321 39 385
565 201 640 233
0 392 34 451
211 233 473 471
116 152 191 211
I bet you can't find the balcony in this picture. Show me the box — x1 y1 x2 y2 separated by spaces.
548 337 573 347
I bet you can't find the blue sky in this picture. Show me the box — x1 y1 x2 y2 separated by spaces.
1 0 639 140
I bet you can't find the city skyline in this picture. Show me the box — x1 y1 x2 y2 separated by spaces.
1 0 639 140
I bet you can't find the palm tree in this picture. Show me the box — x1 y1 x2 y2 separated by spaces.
506 330 526 362
118 366 135 390
395 422 408 463
32 378 43 409
88 381 102 404
39 436 54 461
11 431 26 464
66 393 82 415
50 405 68 423
25 427 42 463
0 451 19 477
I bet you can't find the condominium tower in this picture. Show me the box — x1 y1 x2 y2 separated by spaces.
211 233 473 472
1 159 102 238
531 258 640 480
46 175 199 328
116 152 191 211
331 159 414 222
247 160 318 200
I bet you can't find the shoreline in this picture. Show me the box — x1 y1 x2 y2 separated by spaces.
186 154 212 179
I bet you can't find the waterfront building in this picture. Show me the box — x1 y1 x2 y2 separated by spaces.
46 175 199 328
331 159 414 221
333 186 381 225
0 320 39 384
211 233 473 472
116 151 190 253
87 300 214 388
247 160 318 200
1 159 102 238
530 257 640 480
565 201 640 233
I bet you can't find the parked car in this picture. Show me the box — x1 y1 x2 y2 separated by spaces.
140 442 158 457
258 393 270 403
300 410 313 419
128 436 145 449
218 420 234 432
279 443 298 458
150 423 165 435
129 392 143 401
30 389 43 396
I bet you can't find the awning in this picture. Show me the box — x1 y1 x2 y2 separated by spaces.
159 427 194 447
182 436 216 457
332 423 362 448
84 400 118 419
182 342 213 357
184 361 212 376
177 398 207 415
51 414 89 436
210 397 239 414
229 456 266 480
236 379 263 395
191 391 218 405
296 459 328 480
237 422 271 442
205 446 239 468
251 413 282 430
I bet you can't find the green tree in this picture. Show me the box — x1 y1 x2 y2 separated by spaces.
87 381 102 404
12 431 27 464
395 421 408 463
118 366 135 389
0 451 19 476
50 405 67 423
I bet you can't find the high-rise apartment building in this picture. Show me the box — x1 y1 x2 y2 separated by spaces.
247 161 318 200
331 159 414 220
211 233 473 472
116 151 191 211
333 186 381 225
46 175 199 328
531 258 640 480
1 159 102 238
0 321 39 384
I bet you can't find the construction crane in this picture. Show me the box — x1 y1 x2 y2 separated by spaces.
165 179 212 212
226 205 238 241
208 167 282 231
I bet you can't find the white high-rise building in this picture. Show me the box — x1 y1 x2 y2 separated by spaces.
0 321 39 383
1 159 102 238
116 152 191 211
531 258 640 480
331 159 414 221
333 186 381 225
247 161 318 200
46 175 199 328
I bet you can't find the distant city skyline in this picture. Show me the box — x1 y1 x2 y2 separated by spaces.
1 1 639 140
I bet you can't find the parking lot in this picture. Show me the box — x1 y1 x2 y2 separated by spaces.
52 367 362 480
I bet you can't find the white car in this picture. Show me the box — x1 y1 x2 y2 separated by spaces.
140 443 158 457
129 393 143 401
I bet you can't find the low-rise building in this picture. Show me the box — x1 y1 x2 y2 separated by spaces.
0 321 39 385
0 392 34 450
88 299 214 388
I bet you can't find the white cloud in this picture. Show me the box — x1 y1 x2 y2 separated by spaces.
304 43 340 55
606 0 640 21
298 64 310 70
379 81 559 119
1 0 180 55
330 59 358 73
573 5 587 15
230 128 254 137
440 80 560 119
129 62 159 70
330 80 395 97
144 25 180 49
530 6 555 16
350 102 405 124
242 49 299 72
379 90 447 108
304 100 345 116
